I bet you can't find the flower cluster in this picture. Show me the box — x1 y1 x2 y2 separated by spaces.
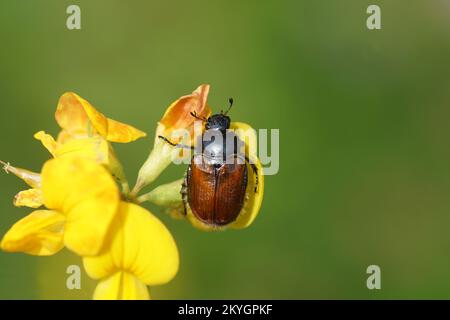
1 84 264 299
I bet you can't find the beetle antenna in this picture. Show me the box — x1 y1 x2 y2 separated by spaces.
222 98 234 115
190 111 206 121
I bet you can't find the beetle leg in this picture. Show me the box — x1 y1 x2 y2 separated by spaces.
180 167 190 216
245 157 259 193
158 135 195 150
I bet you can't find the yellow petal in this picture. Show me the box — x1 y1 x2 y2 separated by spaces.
83 202 179 286
34 128 128 184
53 136 109 164
34 131 58 157
228 122 264 229
55 92 146 143
105 118 147 143
55 92 96 137
76 94 108 137
0 210 65 256
13 188 43 208
55 130 73 145
92 272 150 300
42 158 119 256
230 122 259 161
53 137 126 182
228 156 264 229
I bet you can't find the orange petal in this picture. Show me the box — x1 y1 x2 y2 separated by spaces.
159 84 212 137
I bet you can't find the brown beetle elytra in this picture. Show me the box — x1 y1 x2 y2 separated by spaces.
158 98 259 226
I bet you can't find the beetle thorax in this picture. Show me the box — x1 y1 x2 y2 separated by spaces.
197 130 244 165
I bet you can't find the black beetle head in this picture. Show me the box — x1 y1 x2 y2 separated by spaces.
205 114 231 131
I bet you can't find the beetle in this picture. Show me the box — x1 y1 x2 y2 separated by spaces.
158 98 259 226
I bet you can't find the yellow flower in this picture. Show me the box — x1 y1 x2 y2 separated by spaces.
38 92 147 182
3 135 122 209
34 131 126 185
1 157 119 256
2 91 182 300
83 202 179 300
5 92 147 208
138 122 265 231
132 84 211 194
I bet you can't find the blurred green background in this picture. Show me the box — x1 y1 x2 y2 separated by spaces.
1 0 450 299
